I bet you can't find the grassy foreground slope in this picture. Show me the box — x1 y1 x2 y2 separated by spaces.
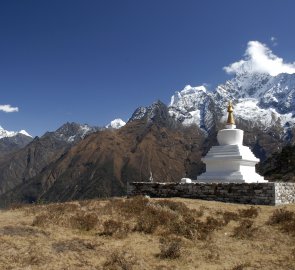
0 197 295 270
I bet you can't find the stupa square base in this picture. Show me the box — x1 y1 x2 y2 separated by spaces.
127 182 295 205
198 144 266 183
195 179 268 183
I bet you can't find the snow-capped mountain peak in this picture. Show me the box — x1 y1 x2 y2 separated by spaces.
43 122 100 143
106 118 126 129
168 72 295 134
18 130 32 137
169 85 207 107
0 125 32 139
168 84 214 129
128 100 170 125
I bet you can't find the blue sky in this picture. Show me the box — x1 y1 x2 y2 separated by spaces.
0 0 295 136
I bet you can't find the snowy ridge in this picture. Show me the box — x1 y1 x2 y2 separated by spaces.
0 125 32 139
47 122 99 143
220 99 295 129
168 85 215 131
67 124 93 142
168 72 295 133
128 100 169 124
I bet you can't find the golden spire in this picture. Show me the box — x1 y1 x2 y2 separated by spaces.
227 101 235 125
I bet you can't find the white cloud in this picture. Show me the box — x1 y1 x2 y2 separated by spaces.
270 36 278 46
0 104 19 113
223 41 295 76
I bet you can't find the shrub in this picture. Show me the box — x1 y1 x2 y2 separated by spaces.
232 219 257 239
158 237 182 259
32 214 48 227
267 208 294 225
280 219 295 236
202 243 220 262
266 208 295 235
167 219 197 239
205 216 224 231
106 196 150 218
45 202 80 215
230 262 251 270
155 200 189 213
100 219 129 237
70 212 98 231
222 211 239 225
103 250 136 270
134 204 177 234
106 197 217 240
166 215 225 241
52 239 96 253
195 217 225 241
238 206 259 219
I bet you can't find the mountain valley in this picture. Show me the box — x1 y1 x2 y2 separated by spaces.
1 71 295 206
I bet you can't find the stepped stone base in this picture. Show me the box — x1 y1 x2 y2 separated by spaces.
127 182 295 205
198 143 265 183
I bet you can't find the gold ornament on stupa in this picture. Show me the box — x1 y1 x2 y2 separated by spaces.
227 101 235 125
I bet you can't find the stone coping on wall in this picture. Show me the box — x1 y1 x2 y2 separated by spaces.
127 182 295 205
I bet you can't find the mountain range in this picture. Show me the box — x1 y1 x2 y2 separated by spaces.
0 126 32 158
1 71 295 206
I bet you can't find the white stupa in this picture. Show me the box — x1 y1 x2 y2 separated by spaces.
197 101 266 183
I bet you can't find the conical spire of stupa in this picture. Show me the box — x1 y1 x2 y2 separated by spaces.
226 101 236 129
227 101 235 125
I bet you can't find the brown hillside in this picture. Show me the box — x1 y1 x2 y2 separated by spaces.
0 120 205 206
0 134 70 196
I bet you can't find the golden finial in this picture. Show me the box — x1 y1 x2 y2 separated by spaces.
227 101 235 125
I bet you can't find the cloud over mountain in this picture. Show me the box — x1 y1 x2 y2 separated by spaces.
224 41 295 76
0 105 19 113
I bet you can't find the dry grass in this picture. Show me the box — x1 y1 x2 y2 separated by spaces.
0 197 295 269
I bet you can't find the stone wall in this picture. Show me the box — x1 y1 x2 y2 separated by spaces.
274 183 295 205
127 182 295 205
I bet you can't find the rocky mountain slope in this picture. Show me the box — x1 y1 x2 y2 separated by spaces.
0 134 32 158
0 126 32 158
0 122 99 198
0 102 206 205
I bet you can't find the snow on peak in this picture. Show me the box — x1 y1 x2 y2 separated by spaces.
0 126 32 139
106 119 126 129
18 130 32 137
168 84 215 131
169 85 208 107
220 99 295 130
51 122 99 143
182 84 206 92
168 71 295 133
